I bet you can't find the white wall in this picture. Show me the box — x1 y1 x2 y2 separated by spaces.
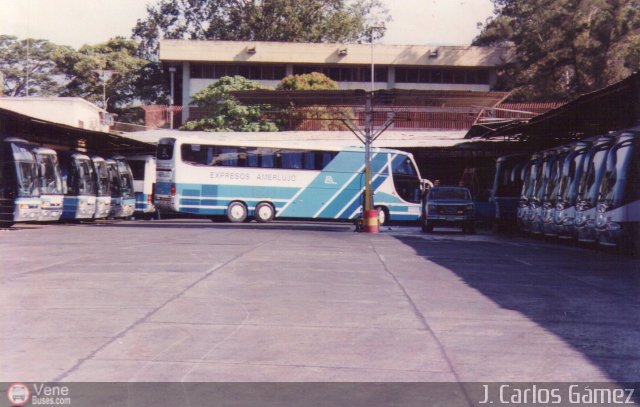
0 97 110 132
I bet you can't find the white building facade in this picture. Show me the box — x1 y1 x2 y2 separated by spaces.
159 40 511 124
0 97 113 132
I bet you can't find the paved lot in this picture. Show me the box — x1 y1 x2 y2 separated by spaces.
1 219 639 384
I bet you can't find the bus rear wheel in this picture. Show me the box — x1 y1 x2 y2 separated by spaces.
227 201 247 223
254 202 275 223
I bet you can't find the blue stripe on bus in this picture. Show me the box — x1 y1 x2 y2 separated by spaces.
307 153 389 218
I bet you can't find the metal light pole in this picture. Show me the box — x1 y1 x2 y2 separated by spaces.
364 26 385 213
92 68 114 110
168 66 177 129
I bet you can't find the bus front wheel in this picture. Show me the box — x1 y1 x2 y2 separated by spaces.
254 202 275 223
375 206 388 226
227 202 247 223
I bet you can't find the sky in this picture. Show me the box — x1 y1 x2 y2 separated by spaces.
0 0 495 49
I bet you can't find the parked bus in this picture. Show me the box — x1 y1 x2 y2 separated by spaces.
574 135 617 243
596 131 640 253
539 146 570 236
126 154 157 219
553 141 591 239
517 153 542 232
32 147 64 222
491 154 529 231
58 151 97 220
0 137 40 227
90 156 111 219
529 149 564 234
155 136 423 224
106 157 135 219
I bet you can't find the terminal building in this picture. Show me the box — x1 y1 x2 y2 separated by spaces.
158 40 512 125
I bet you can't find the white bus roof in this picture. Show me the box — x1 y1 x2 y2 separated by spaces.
32 146 57 155
123 129 473 150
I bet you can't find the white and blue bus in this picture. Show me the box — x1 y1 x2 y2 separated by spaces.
155 136 423 224
91 156 112 219
32 147 64 222
58 151 97 220
106 157 135 219
596 131 640 253
574 135 617 243
553 141 591 239
0 137 40 227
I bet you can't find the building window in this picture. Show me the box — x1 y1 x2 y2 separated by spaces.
395 67 490 84
190 63 286 80
292 65 388 82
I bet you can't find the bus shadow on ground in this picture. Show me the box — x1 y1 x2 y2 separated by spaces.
392 234 640 386
97 219 355 233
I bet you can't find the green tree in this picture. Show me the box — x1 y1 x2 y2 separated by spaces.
474 0 640 101
0 35 62 96
132 0 389 59
276 72 354 130
54 38 150 111
181 75 279 131
277 72 339 90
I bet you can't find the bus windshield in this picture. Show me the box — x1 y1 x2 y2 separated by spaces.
15 160 38 197
579 146 609 207
494 158 524 197
392 156 421 203
93 160 111 196
37 153 63 195
117 161 134 197
107 163 121 196
74 158 96 195
559 148 587 205
544 153 564 202
599 140 636 209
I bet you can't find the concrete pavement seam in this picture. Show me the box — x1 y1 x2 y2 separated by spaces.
52 237 278 382
369 237 475 407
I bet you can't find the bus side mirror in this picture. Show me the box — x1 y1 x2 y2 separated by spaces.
62 176 68 195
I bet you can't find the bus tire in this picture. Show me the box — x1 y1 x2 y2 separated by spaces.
254 202 275 223
375 206 388 226
227 201 247 223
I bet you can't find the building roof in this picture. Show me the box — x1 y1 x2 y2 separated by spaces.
0 96 107 113
160 40 512 67
121 128 494 150
464 72 640 145
0 106 153 155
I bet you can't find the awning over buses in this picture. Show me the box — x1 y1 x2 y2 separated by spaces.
464 71 640 147
0 106 155 155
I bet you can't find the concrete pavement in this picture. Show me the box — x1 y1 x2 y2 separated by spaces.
1 219 639 384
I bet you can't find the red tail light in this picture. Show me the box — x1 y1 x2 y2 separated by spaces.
170 184 176 196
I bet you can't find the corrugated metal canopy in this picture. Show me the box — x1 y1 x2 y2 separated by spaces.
464 72 640 145
0 107 155 155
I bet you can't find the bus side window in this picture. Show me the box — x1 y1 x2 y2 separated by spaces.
262 150 276 168
303 151 315 170
247 149 259 167
281 151 303 169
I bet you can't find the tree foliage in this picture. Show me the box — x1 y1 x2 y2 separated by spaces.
0 35 62 96
474 0 640 101
54 38 149 110
277 72 339 90
132 0 389 60
181 75 279 131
